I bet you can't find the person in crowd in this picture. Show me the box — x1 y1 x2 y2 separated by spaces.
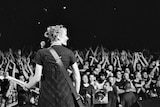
141 71 152 99
94 81 111 107
0 72 10 107
120 81 137 107
136 63 143 73
123 72 131 83
107 76 118 107
93 64 102 78
156 75 160 97
115 70 124 90
108 65 114 73
148 62 159 98
17 75 29 106
79 61 90 73
132 72 146 100
80 74 94 107
122 72 136 93
95 71 107 90
89 73 97 89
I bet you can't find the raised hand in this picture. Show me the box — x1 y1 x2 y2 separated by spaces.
27 57 31 64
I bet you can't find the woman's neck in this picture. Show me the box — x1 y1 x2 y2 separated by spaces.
51 41 62 46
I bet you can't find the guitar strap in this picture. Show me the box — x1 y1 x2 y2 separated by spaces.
48 47 85 107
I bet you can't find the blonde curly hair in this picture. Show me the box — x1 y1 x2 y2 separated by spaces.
44 25 67 42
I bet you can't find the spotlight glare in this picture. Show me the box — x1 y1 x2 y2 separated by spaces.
63 6 66 9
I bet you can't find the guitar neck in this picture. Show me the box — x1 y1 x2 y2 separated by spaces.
6 75 26 87
6 75 39 92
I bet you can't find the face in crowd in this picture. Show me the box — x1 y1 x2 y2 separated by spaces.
83 61 89 69
136 63 142 71
108 65 113 72
149 61 156 68
135 72 142 80
0 70 3 76
142 71 148 79
89 74 96 83
108 76 115 86
82 74 89 84
94 68 101 75
19 75 25 82
125 68 130 74
116 71 122 79
103 81 111 91
124 72 130 80
97 64 101 69
100 74 106 81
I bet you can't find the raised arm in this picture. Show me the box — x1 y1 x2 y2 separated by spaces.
133 53 139 72
20 61 29 80
4 57 11 72
10 60 18 78
116 56 122 69
101 55 109 69
139 52 149 67
137 53 146 68
110 52 114 65
144 76 152 88
99 55 105 65
26 58 34 79
150 60 159 75
75 50 84 65
85 49 90 61
9 48 15 62
113 56 117 67
89 55 98 66
93 46 99 57
0 56 4 68
99 47 107 65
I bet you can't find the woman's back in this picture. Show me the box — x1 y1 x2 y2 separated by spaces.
34 45 77 107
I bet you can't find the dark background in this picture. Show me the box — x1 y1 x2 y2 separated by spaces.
0 0 160 52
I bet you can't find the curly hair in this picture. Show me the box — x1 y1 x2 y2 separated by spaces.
44 25 67 42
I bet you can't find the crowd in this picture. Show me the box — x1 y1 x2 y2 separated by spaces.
0 46 160 107
0 48 39 107
75 46 160 107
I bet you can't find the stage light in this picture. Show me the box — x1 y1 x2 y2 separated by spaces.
63 6 66 9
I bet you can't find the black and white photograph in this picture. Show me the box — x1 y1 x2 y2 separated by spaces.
0 0 160 107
